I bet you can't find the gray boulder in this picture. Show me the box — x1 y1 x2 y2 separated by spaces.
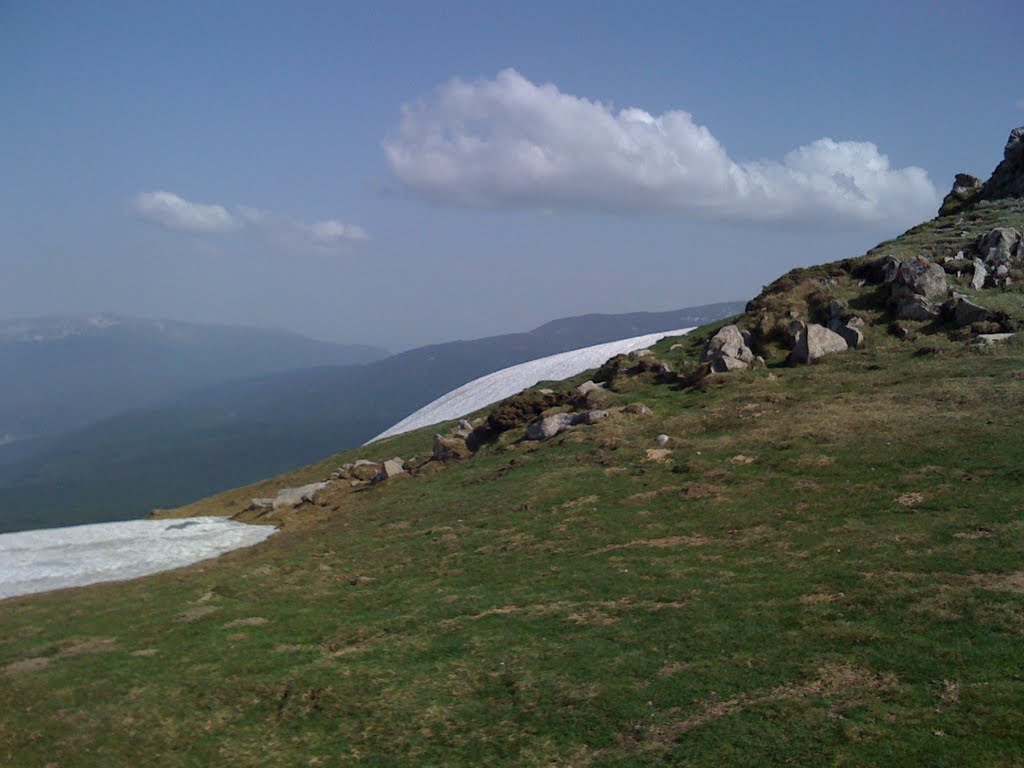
349 460 381 482
895 295 940 322
971 258 988 290
272 481 330 509
433 434 471 462
372 458 406 484
574 409 609 426
836 318 865 349
951 297 993 327
623 403 653 416
977 227 1020 263
789 323 848 364
525 412 576 440
700 324 755 372
575 380 603 396
891 258 947 299
970 333 1016 347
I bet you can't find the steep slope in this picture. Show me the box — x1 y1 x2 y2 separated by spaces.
2 132 1024 766
0 313 386 444
0 302 741 532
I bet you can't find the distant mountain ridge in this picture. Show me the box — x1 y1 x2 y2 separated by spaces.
0 313 387 443
0 301 744 532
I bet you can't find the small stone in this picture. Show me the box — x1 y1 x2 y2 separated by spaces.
525 413 576 440
655 434 671 447
573 409 609 426
623 403 653 416
575 380 603 396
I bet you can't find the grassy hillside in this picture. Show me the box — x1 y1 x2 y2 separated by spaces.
2 203 1024 763
0 302 743 533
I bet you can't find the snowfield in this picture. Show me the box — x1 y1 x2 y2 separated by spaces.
0 517 275 600
370 327 693 442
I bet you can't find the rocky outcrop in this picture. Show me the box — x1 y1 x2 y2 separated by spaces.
938 173 984 216
980 126 1024 202
700 325 755 372
789 323 848 364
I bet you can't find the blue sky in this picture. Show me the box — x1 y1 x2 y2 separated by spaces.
2 1 1022 350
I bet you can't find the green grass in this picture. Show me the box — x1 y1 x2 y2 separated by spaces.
2 326 1024 766
3 207 1024 765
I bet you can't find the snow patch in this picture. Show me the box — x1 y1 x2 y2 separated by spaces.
370 327 693 443
0 517 275 599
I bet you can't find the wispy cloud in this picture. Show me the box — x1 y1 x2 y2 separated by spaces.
130 192 368 247
384 69 939 228
130 191 239 233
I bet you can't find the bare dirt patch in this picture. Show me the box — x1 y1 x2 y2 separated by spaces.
179 606 219 622
223 617 270 629
2 656 51 675
897 492 926 507
645 449 673 463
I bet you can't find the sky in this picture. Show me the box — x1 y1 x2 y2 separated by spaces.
2 1 1023 351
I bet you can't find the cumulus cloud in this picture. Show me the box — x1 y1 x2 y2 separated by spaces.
384 69 939 227
130 193 367 248
130 191 239 233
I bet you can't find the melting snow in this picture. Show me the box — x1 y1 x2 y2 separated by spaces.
0 517 275 600
370 327 693 442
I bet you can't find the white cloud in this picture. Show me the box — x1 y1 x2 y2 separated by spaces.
309 219 369 244
384 69 939 227
130 193 367 248
130 191 239 233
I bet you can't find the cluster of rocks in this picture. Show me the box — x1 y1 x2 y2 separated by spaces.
699 325 759 371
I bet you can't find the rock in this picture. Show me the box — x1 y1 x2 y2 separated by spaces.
372 458 406 484
700 324 755 372
970 333 1016 347
249 497 273 510
938 173 984 216
971 258 988 290
433 434 471 462
525 412 576 441
272 481 330 509
890 323 911 340
537 388 555 395
623 403 653 416
633 349 654 358
655 434 671 447
574 409 609 426
977 227 1020 264
979 126 1024 201
349 461 381 482
895 295 939 322
836 321 865 349
891 258 947 299
789 323 848 364
575 380 603 396
951 297 992 327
